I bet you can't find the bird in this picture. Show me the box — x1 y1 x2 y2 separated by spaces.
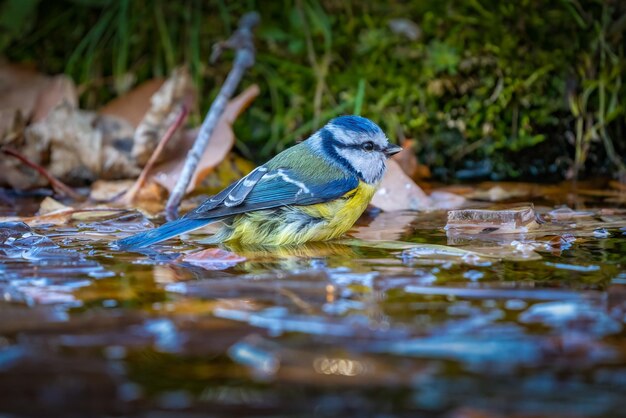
113 115 402 250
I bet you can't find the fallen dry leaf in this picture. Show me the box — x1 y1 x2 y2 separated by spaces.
0 62 47 134
149 84 260 193
0 195 128 226
0 62 77 136
32 75 78 122
2 104 140 189
428 190 466 210
0 205 127 227
30 106 139 184
37 197 70 216
91 179 165 216
392 139 430 181
546 207 594 221
466 184 531 202
131 67 194 165
99 78 165 127
2 147 84 200
372 159 430 211
0 63 79 189
116 106 189 206
23 104 140 185
89 179 138 201
182 248 246 270
372 160 466 211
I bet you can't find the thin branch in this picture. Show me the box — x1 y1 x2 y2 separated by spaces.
165 12 259 220
118 104 189 204
2 148 85 201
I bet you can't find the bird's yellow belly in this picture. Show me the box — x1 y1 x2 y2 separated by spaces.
223 182 377 246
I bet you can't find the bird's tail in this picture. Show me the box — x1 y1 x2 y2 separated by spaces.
112 218 212 250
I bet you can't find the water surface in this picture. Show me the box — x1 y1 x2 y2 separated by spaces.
1 186 626 417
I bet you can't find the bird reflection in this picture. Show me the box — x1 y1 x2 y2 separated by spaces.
221 241 363 271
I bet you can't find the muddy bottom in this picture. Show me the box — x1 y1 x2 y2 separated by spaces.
1 184 626 417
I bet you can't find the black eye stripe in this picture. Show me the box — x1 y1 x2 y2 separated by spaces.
323 130 381 151
337 143 381 151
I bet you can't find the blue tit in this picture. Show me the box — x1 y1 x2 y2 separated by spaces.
113 115 402 249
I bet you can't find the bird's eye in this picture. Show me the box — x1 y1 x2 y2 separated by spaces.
362 141 375 151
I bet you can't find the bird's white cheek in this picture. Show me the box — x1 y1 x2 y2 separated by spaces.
336 148 386 184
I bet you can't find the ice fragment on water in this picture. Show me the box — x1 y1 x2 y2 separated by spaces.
519 301 621 336
548 206 594 220
228 335 280 378
510 240 539 254
463 270 484 281
593 228 611 238
445 205 539 234
505 299 527 310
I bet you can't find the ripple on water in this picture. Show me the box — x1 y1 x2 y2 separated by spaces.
1 196 626 416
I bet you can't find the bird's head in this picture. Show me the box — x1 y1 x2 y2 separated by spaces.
310 115 401 184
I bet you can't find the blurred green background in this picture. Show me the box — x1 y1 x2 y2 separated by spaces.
2 0 625 181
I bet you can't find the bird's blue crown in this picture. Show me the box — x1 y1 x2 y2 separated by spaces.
328 115 382 136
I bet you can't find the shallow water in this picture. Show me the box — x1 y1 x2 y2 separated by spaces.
1 187 626 417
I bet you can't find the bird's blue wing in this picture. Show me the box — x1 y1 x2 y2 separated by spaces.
184 167 358 220
194 165 269 212
114 167 357 249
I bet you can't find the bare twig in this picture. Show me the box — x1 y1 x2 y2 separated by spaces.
118 104 189 204
2 148 85 201
165 12 259 220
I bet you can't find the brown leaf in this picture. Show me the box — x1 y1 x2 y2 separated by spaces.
372 160 465 211
32 75 78 122
0 62 77 137
91 179 165 216
392 139 430 180
1 147 84 199
37 197 70 215
372 159 430 211
609 180 626 192
131 67 195 165
428 190 466 210
89 180 136 201
149 84 260 193
115 105 189 206
466 184 531 202
20 104 140 186
0 204 127 227
99 78 165 127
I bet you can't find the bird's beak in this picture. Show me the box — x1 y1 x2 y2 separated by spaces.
383 144 403 157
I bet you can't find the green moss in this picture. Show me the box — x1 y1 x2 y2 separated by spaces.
3 0 625 181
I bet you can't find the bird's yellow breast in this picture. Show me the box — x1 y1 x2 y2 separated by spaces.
299 181 376 235
222 182 377 246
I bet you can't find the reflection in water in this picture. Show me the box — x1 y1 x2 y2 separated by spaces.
1 197 626 415
313 356 366 377
228 335 280 378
